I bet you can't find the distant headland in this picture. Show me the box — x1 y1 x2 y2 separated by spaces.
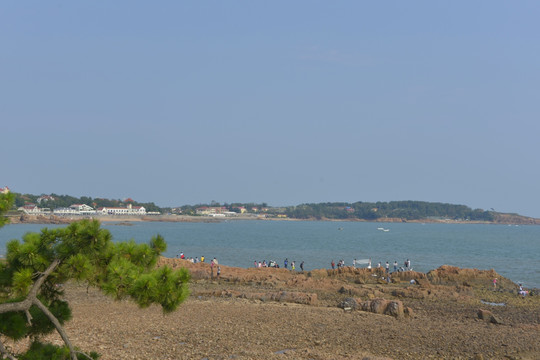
4 189 539 225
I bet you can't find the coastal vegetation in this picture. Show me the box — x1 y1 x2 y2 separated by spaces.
0 191 14 228
0 193 190 360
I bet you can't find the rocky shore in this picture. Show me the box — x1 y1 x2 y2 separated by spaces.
5 260 539 359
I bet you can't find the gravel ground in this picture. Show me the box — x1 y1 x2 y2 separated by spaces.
4 262 539 360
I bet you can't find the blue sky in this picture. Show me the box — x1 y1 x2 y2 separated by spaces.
2 2 540 217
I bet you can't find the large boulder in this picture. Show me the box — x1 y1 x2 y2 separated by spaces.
369 298 390 314
477 309 502 324
338 297 358 310
359 298 408 318
385 300 404 318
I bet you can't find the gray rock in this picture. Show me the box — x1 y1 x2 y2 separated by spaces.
338 297 358 310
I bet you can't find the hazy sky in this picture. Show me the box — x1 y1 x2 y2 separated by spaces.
2 2 540 217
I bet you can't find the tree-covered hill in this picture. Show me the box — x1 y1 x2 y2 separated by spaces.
281 201 495 221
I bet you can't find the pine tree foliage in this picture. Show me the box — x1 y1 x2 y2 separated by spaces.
0 216 190 360
0 192 14 228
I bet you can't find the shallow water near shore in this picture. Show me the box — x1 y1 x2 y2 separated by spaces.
1 220 539 288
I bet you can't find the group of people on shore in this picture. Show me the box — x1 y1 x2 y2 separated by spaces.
176 252 208 264
251 257 413 274
331 259 346 269
178 251 413 277
177 252 221 278
176 254 533 295
253 258 305 272
494 278 531 297
332 258 413 273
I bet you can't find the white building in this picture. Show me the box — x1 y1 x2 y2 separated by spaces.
97 204 146 216
70 204 96 215
18 204 51 215
53 204 96 216
53 207 78 216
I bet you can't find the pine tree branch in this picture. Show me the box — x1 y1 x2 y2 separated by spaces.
0 259 74 359
0 259 61 315
29 259 61 298
32 297 78 360
75 351 95 360
24 310 32 325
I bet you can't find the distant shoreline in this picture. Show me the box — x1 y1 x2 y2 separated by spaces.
7 213 540 225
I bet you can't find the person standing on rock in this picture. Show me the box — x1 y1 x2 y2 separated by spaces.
493 278 497 289
331 260 335 269
284 258 288 269
217 266 221 279
300 261 304 271
385 262 389 273
393 261 398 272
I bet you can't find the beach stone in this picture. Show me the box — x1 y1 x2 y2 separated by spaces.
370 299 390 314
404 306 414 317
359 299 406 318
338 297 358 310
385 301 404 318
477 309 502 324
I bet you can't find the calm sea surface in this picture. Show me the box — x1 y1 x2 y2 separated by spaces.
1 221 539 288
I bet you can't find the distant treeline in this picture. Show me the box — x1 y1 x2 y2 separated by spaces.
174 200 493 221
282 201 494 221
169 202 270 216
12 193 493 221
13 193 161 213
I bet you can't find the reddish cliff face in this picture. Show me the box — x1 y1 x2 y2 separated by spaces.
491 212 540 225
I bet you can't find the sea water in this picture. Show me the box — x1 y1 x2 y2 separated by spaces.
1 221 539 288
